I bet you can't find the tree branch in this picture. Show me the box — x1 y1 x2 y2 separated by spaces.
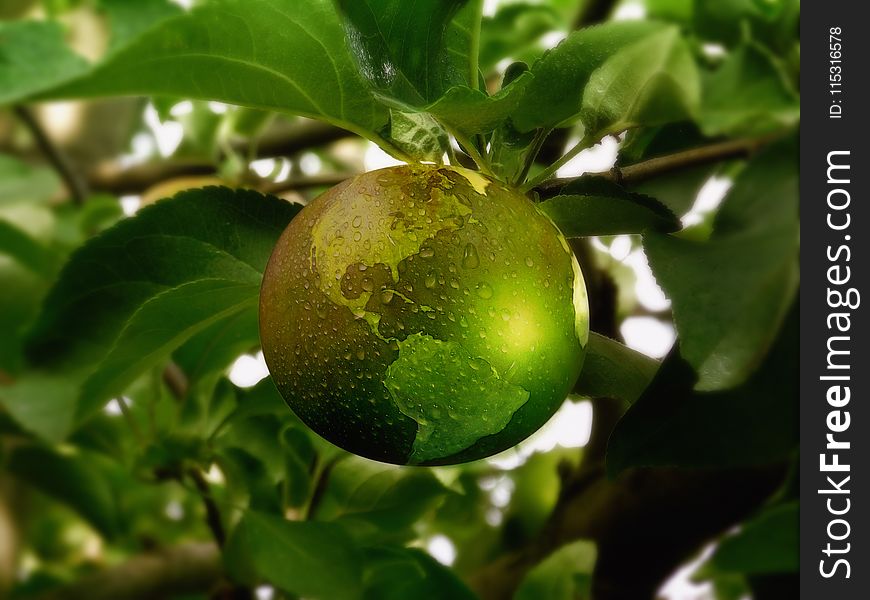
13 106 90 205
535 134 778 198
88 120 352 195
34 543 221 600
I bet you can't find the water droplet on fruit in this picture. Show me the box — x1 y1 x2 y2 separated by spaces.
462 243 480 269
476 283 493 299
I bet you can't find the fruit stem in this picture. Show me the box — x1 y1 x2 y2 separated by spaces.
452 129 494 177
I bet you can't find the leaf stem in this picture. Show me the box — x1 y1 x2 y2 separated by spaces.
513 128 551 187
521 134 598 192
467 0 484 91
115 396 145 446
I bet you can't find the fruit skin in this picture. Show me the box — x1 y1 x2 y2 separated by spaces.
259 164 588 465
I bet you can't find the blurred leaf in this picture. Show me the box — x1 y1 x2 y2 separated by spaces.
479 3 561 71
0 155 61 204
40 0 392 147
100 0 183 50
225 510 363 600
0 370 81 442
700 42 799 136
362 546 477 600
607 303 797 474
0 219 58 275
709 502 798 574
510 21 664 132
573 333 659 403
335 0 471 106
317 458 449 543
644 137 798 389
515 540 597 600
7 444 119 537
218 447 283 513
580 26 699 136
540 177 681 237
0 20 88 106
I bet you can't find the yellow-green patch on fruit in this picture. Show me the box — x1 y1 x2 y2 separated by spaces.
259 164 588 465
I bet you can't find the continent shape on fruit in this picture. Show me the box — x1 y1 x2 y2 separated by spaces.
259 164 588 465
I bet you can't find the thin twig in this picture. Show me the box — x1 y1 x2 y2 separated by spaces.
534 133 780 197
13 105 90 205
262 172 356 195
186 468 226 547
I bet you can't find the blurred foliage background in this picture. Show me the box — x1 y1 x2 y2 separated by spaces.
0 0 798 599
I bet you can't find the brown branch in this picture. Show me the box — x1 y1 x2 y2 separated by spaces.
535 134 778 198
262 172 356 195
187 468 227 547
88 120 352 195
33 543 221 600
13 106 90 205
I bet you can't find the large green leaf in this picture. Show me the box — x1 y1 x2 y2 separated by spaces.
0 20 89 106
335 0 471 106
700 42 799 136
362 546 477 600
79 279 260 416
580 25 700 136
316 457 449 543
100 0 183 50
644 137 798 389
18 187 300 433
510 21 664 132
606 303 797 474
40 0 393 148
539 177 681 237
225 510 363 600
573 333 659 404
7 444 120 538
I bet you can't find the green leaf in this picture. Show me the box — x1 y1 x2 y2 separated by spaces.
0 155 61 205
173 306 260 387
362 546 477 600
700 42 799 136
539 177 681 237
709 502 798 574
479 3 562 71
573 333 659 404
28 187 298 368
644 137 798 389
388 110 451 163
24 187 300 428
316 457 448 543
510 21 664 132
7 444 120 537
40 0 393 148
606 303 797 474
0 219 58 275
0 20 89 106
580 25 700 136
515 540 597 600
335 0 471 106
0 370 82 442
100 0 183 50
225 510 363 600
80 280 259 417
